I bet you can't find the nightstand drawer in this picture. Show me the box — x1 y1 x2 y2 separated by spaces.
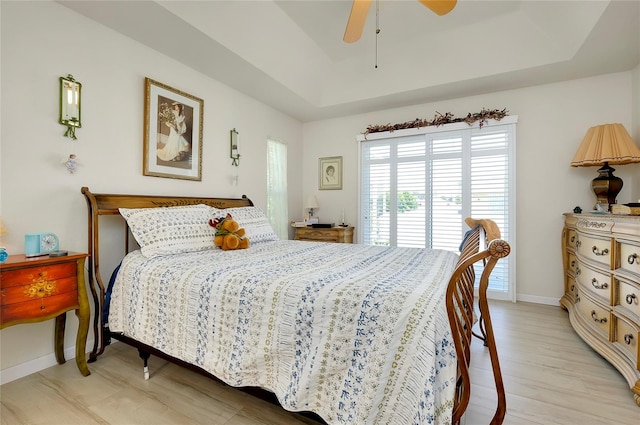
0 262 76 288
298 229 340 242
294 226 354 243
1 291 79 325
0 276 78 305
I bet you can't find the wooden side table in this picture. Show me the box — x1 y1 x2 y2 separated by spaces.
294 226 354 243
0 252 90 376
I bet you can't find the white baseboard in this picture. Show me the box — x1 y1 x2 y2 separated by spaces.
516 293 561 306
0 339 94 385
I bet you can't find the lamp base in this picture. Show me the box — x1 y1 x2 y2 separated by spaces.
591 162 623 210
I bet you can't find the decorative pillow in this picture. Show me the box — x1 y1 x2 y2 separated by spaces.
119 204 219 258
219 206 279 244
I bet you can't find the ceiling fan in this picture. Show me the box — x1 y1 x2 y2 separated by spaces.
344 0 457 43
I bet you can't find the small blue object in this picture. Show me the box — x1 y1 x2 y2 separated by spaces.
0 247 8 263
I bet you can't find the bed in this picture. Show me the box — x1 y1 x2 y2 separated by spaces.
81 187 510 425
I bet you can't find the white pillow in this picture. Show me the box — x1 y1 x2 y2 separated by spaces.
119 204 218 258
220 206 279 244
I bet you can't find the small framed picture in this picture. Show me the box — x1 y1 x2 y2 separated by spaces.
143 77 204 181
319 156 342 190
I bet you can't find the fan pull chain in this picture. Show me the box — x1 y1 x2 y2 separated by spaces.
375 0 380 68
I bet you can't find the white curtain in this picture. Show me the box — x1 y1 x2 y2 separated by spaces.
267 139 289 239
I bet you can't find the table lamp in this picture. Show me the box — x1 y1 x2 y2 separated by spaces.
306 195 319 218
571 123 640 209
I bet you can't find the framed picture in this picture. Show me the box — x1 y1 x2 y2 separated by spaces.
143 77 204 180
319 156 342 190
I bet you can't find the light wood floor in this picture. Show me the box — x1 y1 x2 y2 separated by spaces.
1 301 639 425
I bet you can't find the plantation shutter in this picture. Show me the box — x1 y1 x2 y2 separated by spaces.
359 117 516 299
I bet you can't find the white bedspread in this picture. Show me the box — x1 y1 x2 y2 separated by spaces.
109 240 459 424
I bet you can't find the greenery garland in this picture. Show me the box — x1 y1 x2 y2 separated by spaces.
363 107 509 135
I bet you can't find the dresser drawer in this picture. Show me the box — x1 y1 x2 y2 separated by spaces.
1 276 78 305
1 291 79 325
613 313 639 369
566 275 578 302
576 291 610 337
616 278 640 321
575 262 611 304
576 233 612 268
619 240 640 278
567 228 578 250
0 262 76 288
567 252 578 275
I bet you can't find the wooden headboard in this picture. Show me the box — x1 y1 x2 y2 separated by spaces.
80 187 254 360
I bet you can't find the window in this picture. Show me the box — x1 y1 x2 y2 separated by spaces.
359 117 516 300
267 139 288 239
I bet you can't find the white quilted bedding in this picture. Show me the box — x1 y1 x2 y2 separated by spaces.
108 240 459 424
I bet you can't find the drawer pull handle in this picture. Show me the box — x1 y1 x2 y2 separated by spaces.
591 310 607 324
570 260 576 268
592 246 609 256
629 253 639 265
576 240 582 248
570 235 576 243
591 278 608 290
570 284 575 292
40 305 46 310
626 293 637 305
576 267 581 276
624 334 634 345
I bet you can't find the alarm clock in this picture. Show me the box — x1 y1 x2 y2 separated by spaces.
25 232 59 257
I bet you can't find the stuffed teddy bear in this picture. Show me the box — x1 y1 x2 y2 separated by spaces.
208 213 250 250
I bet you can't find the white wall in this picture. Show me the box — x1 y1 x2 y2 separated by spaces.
302 71 638 305
0 1 303 381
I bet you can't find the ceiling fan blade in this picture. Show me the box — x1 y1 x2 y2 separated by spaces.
418 0 457 16
343 0 372 43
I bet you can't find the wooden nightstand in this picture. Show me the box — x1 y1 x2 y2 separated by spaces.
0 252 90 376
294 226 354 243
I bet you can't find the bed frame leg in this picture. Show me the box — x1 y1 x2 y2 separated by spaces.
138 349 150 380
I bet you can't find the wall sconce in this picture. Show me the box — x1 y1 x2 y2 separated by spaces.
59 74 82 140
230 128 240 166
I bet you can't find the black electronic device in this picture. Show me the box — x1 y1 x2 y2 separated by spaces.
311 223 334 228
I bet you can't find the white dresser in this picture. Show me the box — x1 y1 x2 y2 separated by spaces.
561 213 640 406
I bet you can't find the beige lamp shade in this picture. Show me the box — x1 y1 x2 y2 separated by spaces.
306 196 319 209
571 123 640 167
